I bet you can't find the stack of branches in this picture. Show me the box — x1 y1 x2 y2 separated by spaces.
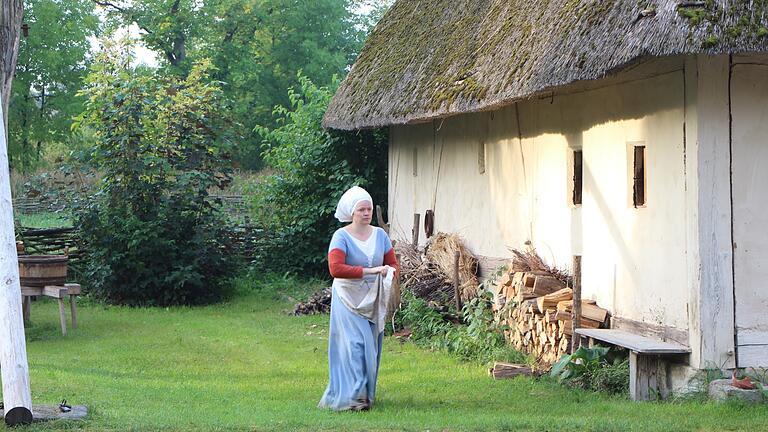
395 241 455 303
510 242 570 286
293 287 332 315
425 233 478 301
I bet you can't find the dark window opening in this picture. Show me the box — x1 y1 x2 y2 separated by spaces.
633 146 646 207
572 150 583 206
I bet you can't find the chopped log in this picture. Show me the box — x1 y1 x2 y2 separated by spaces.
536 287 573 312
499 271 514 287
557 300 609 323
559 317 601 335
532 275 566 296
489 362 533 379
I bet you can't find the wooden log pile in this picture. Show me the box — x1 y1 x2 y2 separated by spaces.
293 287 332 315
493 268 609 366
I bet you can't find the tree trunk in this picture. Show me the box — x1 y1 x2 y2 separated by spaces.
0 0 33 425
1 0 23 129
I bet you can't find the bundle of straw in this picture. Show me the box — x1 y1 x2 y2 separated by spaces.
425 233 478 301
395 242 455 303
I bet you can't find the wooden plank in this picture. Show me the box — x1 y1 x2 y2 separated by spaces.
629 352 669 401
64 283 81 296
19 287 41 297
611 316 688 347
736 344 768 368
575 329 690 354
43 286 67 299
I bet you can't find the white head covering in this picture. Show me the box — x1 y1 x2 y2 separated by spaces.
334 186 373 223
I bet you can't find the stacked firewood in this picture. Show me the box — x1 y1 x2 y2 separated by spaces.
293 288 332 315
493 269 609 365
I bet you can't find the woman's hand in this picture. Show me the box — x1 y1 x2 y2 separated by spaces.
363 266 390 276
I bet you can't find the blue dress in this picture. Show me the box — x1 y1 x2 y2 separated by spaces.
318 228 393 411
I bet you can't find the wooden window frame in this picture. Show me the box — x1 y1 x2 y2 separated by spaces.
632 145 646 208
572 150 583 206
478 140 486 174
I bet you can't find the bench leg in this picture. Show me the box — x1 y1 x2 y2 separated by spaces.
630 352 669 401
57 298 67 336
69 295 78 329
22 296 31 323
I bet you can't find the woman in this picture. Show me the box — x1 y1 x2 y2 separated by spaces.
318 186 399 411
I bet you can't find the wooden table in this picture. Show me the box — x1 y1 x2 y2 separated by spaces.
21 283 81 335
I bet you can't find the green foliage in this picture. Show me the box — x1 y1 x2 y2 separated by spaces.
551 345 630 394
250 75 388 275
743 367 768 399
8 0 99 172
74 39 237 306
397 289 527 365
101 0 379 169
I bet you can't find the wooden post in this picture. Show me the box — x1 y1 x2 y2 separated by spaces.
57 298 67 336
571 255 582 352
376 205 389 235
0 96 33 424
453 251 462 313
412 213 420 246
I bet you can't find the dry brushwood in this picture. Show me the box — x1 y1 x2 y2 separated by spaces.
510 244 570 286
425 233 478 301
293 288 332 315
395 242 456 304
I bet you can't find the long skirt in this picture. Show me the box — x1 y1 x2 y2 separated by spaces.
318 286 383 411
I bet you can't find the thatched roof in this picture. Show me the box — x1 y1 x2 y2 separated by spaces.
324 0 768 130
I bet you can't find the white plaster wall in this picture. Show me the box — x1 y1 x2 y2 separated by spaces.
389 70 690 329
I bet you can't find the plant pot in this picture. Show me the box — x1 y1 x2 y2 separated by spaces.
18 255 68 287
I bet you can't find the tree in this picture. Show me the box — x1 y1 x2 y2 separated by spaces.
76 39 236 306
8 0 99 171
1 0 24 127
252 75 388 274
97 0 373 169
95 0 198 74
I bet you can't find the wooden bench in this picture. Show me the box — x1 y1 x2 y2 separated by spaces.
21 283 81 336
575 328 690 401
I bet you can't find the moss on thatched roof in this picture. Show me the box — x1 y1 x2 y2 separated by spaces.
324 0 768 130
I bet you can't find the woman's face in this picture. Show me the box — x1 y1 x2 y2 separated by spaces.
352 201 373 225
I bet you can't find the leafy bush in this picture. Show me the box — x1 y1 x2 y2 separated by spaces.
550 346 629 394
74 39 237 306
397 289 527 364
251 75 388 275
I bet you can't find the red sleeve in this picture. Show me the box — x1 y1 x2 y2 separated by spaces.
328 248 363 279
383 248 399 278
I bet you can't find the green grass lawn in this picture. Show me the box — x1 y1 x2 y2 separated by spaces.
15 212 72 229
7 276 768 431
